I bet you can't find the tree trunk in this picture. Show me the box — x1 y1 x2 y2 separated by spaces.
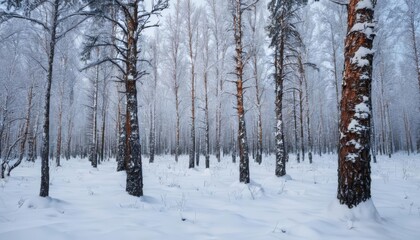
337 0 375 208
99 78 107 163
233 0 250 183
231 126 236 163
292 90 299 163
175 86 180 163
149 107 155 163
274 48 286 177
204 62 210 169
187 0 196 169
116 113 126 172
40 0 59 197
124 3 143 196
299 77 305 162
89 65 99 168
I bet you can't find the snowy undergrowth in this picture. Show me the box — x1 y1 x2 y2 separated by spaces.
0 153 419 240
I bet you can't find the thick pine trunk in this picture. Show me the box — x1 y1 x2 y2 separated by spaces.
125 79 143 197
124 4 143 197
337 0 375 208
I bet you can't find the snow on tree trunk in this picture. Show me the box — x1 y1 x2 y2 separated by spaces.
125 79 143 197
337 0 375 208
274 49 286 177
233 0 250 183
124 3 143 197
40 0 59 197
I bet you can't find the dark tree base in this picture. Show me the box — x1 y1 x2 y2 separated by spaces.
126 166 143 197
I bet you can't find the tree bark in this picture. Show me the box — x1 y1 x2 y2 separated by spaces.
233 0 250 183
124 3 143 196
274 48 286 177
187 0 196 169
337 0 375 208
292 90 299 163
40 0 59 197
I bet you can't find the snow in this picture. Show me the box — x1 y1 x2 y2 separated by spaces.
348 118 366 132
354 98 370 119
351 47 374 67
1 153 420 240
350 22 375 39
347 140 362 149
356 0 374 10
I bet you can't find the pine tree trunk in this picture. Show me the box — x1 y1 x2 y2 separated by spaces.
233 0 250 183
40 0 59 197
275 48 286 176
124 3 143 196
337 0 375 208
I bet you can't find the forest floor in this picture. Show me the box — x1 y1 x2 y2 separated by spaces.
0 153 419 240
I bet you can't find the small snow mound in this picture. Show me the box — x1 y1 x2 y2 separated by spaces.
229 181 265 200
327 199 380 222
280 174 293 181
140 195 160 204
18 197 67 210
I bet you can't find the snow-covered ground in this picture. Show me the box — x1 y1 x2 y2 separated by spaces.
0 153 419 240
